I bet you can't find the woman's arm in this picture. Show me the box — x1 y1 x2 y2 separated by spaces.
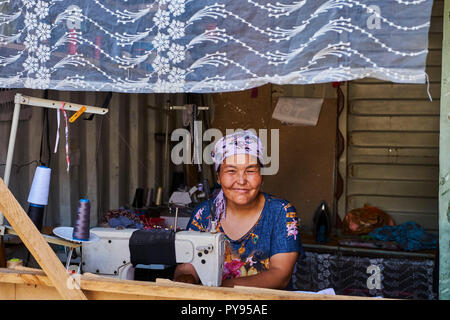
173 263 200 284
221 252 298 289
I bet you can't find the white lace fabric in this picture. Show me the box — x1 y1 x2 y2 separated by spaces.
0 0 434 93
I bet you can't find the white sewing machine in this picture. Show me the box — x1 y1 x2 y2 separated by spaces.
82 227 225 287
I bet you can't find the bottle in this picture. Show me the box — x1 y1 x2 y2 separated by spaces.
313 201 331 244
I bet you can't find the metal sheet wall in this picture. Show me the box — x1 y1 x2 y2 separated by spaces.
346 0 443 231
0 89 186 228
0 1 443 231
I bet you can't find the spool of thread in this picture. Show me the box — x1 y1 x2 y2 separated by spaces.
155 187 162 206
27 166 51 206
72 199 90 241
132 188 145 208
27 204 45 231
7 258 23 269
145 188 153 207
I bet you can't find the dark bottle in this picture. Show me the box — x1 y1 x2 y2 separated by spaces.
313 201 331 244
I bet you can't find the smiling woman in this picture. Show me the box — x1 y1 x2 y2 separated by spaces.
173 130 304 290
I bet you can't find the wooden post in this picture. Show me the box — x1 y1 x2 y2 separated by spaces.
440 0 450 300
0 178 87 300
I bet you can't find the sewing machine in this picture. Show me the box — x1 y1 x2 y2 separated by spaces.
81 227 225 286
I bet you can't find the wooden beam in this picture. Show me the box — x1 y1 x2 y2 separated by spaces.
0 178 87 300
0 268 381 300
439 0 450 300
4 226 80 249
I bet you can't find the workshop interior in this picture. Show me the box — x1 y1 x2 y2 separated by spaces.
0 0 447 300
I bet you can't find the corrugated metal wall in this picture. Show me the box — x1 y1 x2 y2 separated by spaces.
0 2 443 232
0 89 186 228
346 0 443 231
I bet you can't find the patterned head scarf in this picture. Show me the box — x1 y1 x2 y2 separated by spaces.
210 130 265 227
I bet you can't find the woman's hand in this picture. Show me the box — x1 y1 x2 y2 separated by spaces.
174 273 198 284
173 263 200 284
220 252 299 289
221 278 235 287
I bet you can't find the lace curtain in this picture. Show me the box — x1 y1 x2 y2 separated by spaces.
0 0 434 93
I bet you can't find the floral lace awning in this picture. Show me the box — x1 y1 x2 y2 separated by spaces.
0 0 434 93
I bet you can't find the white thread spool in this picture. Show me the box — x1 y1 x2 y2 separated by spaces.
27 166 51 205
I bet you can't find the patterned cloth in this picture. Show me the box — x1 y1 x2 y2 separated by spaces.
368 221 437 252
211 130 265 171
292 251 436 299
187 192 303 284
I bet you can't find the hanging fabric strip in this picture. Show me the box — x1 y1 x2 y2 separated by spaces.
0 0 435 93
61 102 70 172
425 72 433 102
54 106 60 154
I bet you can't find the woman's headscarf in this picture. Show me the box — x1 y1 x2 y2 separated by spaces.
210 130 265 227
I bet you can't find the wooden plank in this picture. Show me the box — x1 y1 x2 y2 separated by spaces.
389 212 438 231
15 283 62 300
432 0 444 17
348 115 439 132
427 49 443 66
348 179 438 198
350 100 440 116
347 195 438 214
350 132 439 148
430 16 443 33
348 164 439 181
349 82 441 100
438 0 450 300
429 33 444 50
0 283 15 299
348 154 438 165
0 269 379 300
349 146 439 158
5 226 81 248
0 179 87 300
85 291 170 300
343 207 438 231
425 65 442 81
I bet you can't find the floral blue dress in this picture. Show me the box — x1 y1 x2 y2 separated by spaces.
186 192 303 285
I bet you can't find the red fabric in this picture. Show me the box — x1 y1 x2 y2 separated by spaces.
342 204 395 235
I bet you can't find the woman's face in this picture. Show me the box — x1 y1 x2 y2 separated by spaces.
217 154 262 206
